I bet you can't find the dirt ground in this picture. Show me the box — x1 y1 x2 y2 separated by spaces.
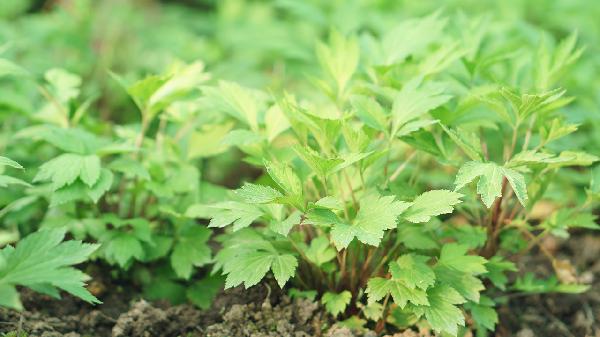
0 233 598 337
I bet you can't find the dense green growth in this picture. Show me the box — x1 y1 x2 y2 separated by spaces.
0 1 599 336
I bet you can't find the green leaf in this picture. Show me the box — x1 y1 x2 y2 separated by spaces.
271 254 298 288
391 80 451 136
366 276 429 308
104 233 144 267
316 30 359 94
223 250 297 289
435 244 487 302
315 196 344 211
208 202 263 231
0 228 100 309
454 161 527 208
235 183 283 204
466 296 498 331
388 279 429 308
321 291 352 316
484 257 517 290
187 122 234 159
350 95 388 132
205 81 267 131
440 124 483 161
366 277 390 304
0 156 23 169
265 105 290 142
294 145 344 178
0 175 31 188
186 275 223 310
507 150 556 167
80 155 101 187
331 193 410 250
0 284 21 310
390 254 435 290
264 160 303 196
438 244 487 275
404 190 462 223
414 285 465 336
86 169 113 203
305 236 336 266
35 153 84 190
170 225 212 279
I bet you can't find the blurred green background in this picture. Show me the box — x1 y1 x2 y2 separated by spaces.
1 0 598 148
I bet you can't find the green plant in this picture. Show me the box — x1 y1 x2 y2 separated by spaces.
0 59 229 308
0 228 99 309
192 13 599 336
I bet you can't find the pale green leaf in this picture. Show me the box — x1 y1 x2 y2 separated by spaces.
404 190 462 223
321 291 352 316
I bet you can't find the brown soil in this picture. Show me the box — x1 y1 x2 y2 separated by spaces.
0 234 598 337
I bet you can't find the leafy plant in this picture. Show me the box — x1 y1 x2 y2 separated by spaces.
0 2 599 336
189 13 600 336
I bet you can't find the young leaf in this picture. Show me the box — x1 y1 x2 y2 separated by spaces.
171 225 212 279
390 254 436 290
454 161 527 208
235 183 283 204
403 190 462 223
264 160 303 196
331 193 410 250
208 202 263 231
321 291 352 317
413 285 466 336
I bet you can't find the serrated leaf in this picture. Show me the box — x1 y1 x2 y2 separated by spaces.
271 254 298 288
440 124 483 161
264 160 303 196
171 226 212 279
315 196 344 211
484 257 517 290
404 190 462 223
235 183 283 204
438 244 487 275
392 80 451 136
390 254 435 290
86 169 113 203
321 291 352 316
455 161 527 208
331 193 410 250
208 202 263 231
366 277 389 304
414 285 465 336
223 250 297 289
466 296 498 331
501 167 528 206
0 228 100 309
80 155 101 187
35 153 84 190
316 30 359 94
105 234 144 267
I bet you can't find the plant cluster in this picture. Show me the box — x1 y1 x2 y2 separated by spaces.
0 1 599 336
